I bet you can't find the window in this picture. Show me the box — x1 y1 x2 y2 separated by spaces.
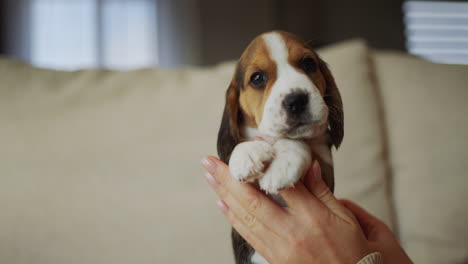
404 1 468 65
31 0 158 70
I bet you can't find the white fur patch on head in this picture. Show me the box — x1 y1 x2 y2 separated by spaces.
258 32 328 139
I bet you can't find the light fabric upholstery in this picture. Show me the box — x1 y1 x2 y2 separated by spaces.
319 41 394 229
0 40 395 263
374 52 468 264
3 39 467 264
0 60 235 263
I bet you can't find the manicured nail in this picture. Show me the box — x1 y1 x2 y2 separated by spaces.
217 200 229 214
312 160 322 182
205 172 220 188
201 156 217 174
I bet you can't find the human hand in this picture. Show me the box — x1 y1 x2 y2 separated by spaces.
201 156 412 264
339 200 413 264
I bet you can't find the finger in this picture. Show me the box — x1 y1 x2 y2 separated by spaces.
303 163 316 193
202 156 288 229
339 199 387 241
217 200 269 256
217 200 278 261
207 172 285 237
304 161 351 220
277 162 332 214
278 180 328 214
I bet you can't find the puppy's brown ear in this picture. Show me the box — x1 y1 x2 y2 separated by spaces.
217 66 243 163
318 57 344 148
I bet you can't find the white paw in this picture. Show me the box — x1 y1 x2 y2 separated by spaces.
229 141 275 182
259 157 305 193
251 251 269 264
258 139 311 194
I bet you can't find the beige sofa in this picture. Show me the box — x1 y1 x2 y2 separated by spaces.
1 40 467 264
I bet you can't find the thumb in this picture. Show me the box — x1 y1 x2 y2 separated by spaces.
304 161 349 220
339 199 388 241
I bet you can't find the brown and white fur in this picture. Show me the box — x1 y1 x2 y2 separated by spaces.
216 31 343 264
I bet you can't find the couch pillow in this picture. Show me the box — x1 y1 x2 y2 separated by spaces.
0 39 392 264
319 41 395 229
373 51 468 263
0 58 235 264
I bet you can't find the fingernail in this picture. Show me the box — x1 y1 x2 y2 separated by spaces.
201 156 217 174
205 172 220 188
217 200 229 214
312 160 322 182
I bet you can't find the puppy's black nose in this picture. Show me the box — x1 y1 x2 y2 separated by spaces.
283 92 309 116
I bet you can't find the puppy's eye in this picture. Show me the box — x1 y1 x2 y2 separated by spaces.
250 72 267 89
300 57 317 74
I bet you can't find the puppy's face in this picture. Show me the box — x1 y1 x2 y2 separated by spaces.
217 31 343 162
236 31 333 139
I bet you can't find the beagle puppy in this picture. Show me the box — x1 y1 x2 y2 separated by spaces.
217 31 343 264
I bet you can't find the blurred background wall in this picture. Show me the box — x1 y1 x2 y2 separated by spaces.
198 0 406 65
0 0 466 69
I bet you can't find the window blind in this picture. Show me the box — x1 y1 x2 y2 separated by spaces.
404 1 468 64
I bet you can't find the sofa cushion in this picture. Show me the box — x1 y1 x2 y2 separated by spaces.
318 41 395 229
0 59 235 264
374 52 468 263
0 39 392 264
